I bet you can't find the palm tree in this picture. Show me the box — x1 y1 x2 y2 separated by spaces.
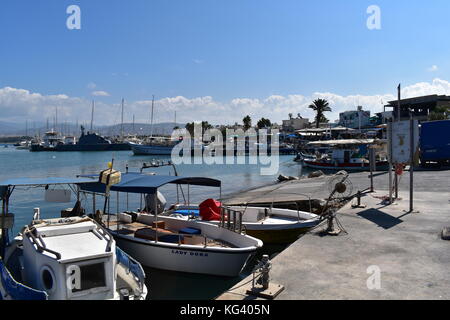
308 99 332 128
243 115 252 131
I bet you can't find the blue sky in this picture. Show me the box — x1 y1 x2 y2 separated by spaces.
0 0 449 125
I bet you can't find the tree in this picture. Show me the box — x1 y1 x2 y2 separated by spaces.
243 115 252 131
185 121 212 136
257 118 272 129
308 99 332 128
288 113 293 120
428 105 450 121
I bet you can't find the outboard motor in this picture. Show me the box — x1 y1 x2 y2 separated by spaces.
144 191 167 214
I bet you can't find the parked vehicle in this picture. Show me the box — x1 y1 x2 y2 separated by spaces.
420 120 450 166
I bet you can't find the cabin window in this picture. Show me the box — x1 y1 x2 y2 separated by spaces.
72 263 106 293
41 268 54 291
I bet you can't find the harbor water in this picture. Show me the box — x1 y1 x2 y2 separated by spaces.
0 147 307 299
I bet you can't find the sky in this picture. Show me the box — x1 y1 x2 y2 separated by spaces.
1 0 450 127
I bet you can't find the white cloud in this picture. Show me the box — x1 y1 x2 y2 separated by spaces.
427 65 438 72
87 82 97 90
193 59 204 64
1 78 450 126
91 91 110 97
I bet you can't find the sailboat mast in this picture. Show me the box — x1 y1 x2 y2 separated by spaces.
150 95 155 138
121 98 125 139
90 101 95 132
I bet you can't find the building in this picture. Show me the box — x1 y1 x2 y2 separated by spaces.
384 94 450 121
282 116 309 133
338 106 371 129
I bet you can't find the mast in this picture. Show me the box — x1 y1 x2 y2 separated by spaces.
150 95 155 138
90 100 95 132
121 98 125 139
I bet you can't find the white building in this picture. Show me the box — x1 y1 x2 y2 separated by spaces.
338 106 371 129
282 117 309 132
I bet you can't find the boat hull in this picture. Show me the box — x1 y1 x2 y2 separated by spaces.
245 227 311 244
130 143 175 155
30 143 131 152
303 160 390 171
112 233 256 277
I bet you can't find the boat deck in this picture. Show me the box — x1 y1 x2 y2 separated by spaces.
105 218 236 248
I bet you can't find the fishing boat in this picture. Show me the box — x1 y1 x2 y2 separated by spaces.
0 177 147 300
302 139 389 171
77 172 263 277
167 203 321 244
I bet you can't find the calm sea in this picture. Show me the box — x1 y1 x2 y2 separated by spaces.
0 145 307 299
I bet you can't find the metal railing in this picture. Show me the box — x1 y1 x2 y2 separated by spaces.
26 230 62 260
219 207 243 233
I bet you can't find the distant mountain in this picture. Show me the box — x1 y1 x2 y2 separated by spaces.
0 121 186 137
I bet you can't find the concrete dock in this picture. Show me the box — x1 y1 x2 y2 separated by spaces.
217 170 450 300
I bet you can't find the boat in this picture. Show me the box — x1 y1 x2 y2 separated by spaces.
77 172 263 277
30 129 64 151
30 126 131 152
129 138 179 155
166 202 322 244
15 140 32 150
0 176 147 300
301 139 389 171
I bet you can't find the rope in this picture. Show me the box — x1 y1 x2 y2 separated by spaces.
223 271 262 293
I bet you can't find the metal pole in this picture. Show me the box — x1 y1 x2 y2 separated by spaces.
117 191 119 213
388 119 393 204
410 112 414 212
369 147 374 193
394 170 398 199
394 84 401 199
154 192 158 243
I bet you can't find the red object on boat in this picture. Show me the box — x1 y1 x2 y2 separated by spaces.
199 199 223 221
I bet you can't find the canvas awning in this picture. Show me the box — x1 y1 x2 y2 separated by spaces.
0 177 98 199
307 139 387 146
78 172 221 194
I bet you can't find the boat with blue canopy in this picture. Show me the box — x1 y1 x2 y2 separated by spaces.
77 171 263 277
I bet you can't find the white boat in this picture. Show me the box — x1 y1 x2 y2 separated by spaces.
107 213 262 277
0 177 147 300
167 204 321 244
15 140 32 150
129 140 178 155
79 172 263 277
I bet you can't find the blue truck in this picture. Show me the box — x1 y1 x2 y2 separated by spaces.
420 120 450 166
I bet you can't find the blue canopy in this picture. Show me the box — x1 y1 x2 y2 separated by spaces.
78 172 221 194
